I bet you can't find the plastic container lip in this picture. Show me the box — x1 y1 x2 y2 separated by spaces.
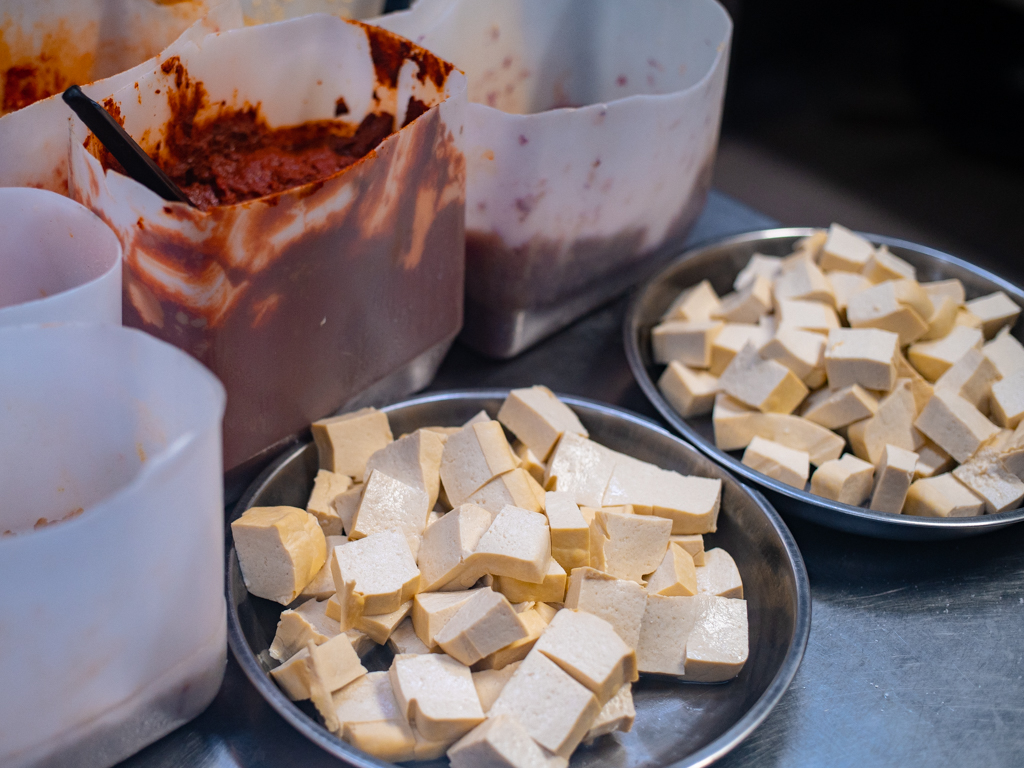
0 323 226 545
0 187 122 318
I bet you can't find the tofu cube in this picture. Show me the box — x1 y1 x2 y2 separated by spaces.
412 589 482 649
826 270 873 321
435 588 529 666
364 428 446 508
983 326 1024 379
466 468 544 515
534 609 639 705
709 323 772 375
921 295 959 341
563 567 648 649
232 506 327 605
459 505 552 588
773 259 836 307
440 421 519 508
584 684 635 743
306 470 353 536
956 308 984 329
863 244 916 283
269 645 315 700
661 279 721 321
448 714 568 768
417 503 492 591
636 595 694 675
734 253 783 292
846 281 929 345
759 326 827 387
913 438 955 479
903 473 985 518
824 328 899 392
645 543 698 596
965 291 1020 339
330 671 415 757
471 663 521 714
908 325 985 382
810 453 875 506
331 484 363 536
494 559 567 604
742 436 809 489
867 445 919 513
544 433 620 508
657 362 719 418
544 491 590 572
914 389 1000 463
777 299 841 334
301 534 349 600
718 343 809 415
952 448 1024 514
695 547 744 599
669 533 705 566
513 440 546 485
387 618 431 656
989 370 1024 429
312 407 393 478
847 380 923 465
602 459 722 534
712 274 773 324
651 320 724 368
269 596 340 661
820 223 874 272
306 633 367 694
355 601 413 645
390 653 485 741
473 605 551 670
683 595 750 683
330 529 420 623
497 386 589 462
488 650 602 758
923 278 966 306
935 347 1002 415
349 469 430 558
800 384 878 430
590 509 672 584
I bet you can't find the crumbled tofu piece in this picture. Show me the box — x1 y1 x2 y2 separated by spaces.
635 594 696 675
412 589 482 649
684 596 749 682
921 295 959 341
390 653 484 741
820 223 874 272
330 529 420 623
709 323 772 375
448 713 569 768
488 650 602 758
810 453 875 506
544 491 590 572
983 327 1024 379
773 259 836 307
387 618 431 655
583 683 635 743
863 245 916 283
801 384 878 430
651 320 724 368
473 605 549 670
232 506 327 605
935 347 1001 415
440 421 519 508
590 509 672 584
824 327 899 392
712 275 773 324
544 433 620 508
301 534 349 600
908 325 984 382
332 484 363 535
695 548 744 599
417 503 492 591
904 473 984 518
846 281 929 345
270 597 340 661
662 279 721 321
913 438 955 479
735 254 783 292
868 445 919 513
497 386 589 462
364 428 446 508
965 291 1020 339
914 389 1000 463
759 327 827 386
658 362 719 417
471 662 521 713
467 468 544 515
777 299 841 334
513 440 546 485
457 505 551 588
952 448 1024 514
923 279 966 307
718 343 809 415
646 543 697 596
602 459 722 534
535 609 638 705
435 588 529 666
494 559 567 604
306 470 353 536
847 380 923 464
312 407 393 478
742 436 809 489
355 601 413 645
349 469 430 558
669 534 705 566
563 567 648 649
990 370 1024 429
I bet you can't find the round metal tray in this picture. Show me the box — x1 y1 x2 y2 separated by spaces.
226 390 810 768
625 227 1024 541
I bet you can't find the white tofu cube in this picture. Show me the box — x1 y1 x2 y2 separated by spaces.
712 274 773 324
759 326 827 386
544 491 590 572
868 445 919 513
734 253 783 291
544 433 620 508
306 470 353 536
390 653 484 741
590 509 672 584
935 347 1001 415
904 473 984 517
232 506 327 605
742 436 809 489
709 322 773 375
824 327 899 392
417 503 492 591
387 618 431 656
349 469 430 558
563 567 648 650
355 601 413 645
952 448 1024 514
820 223 874 272
364 428 446 508
412 589 482 650
435 588 528 666
908 325 985 382
846 281 929 346
862 245 916 283
440 421 519 508
989 369 1024 429
983 327 1024 379
269 597 340 661
602 459 722 534
810 453 875 506
448 714 569 768
645 543 697 596
583 684 635 743
330 529 420 622
718 343 809 415
847 381 923 465
651 320 724 368
661 279 721 322
658 362 719 418
497 386 588 461
773 259 836 307
471 663 521 714
913 389 1000 463
777 299 841 334
695 548 744 599
312 407 393 478
800 385 878 430
965 291 1020 339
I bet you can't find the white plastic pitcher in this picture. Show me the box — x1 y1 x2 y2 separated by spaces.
0 324 227 768
0 188 122 327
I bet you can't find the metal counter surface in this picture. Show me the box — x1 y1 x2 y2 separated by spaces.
118 191 1024 768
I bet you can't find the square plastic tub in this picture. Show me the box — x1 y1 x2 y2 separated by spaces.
376 0 732 357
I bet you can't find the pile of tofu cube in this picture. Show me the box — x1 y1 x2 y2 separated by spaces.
653 223 1024 517
231 386 749 766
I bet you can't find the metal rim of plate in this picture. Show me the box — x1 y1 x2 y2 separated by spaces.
225 389 811 768
624 227 1024 541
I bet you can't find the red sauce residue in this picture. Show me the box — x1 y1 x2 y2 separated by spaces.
365 24 453 89
3 62 65 111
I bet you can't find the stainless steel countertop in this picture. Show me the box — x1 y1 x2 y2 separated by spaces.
118 191 1024 768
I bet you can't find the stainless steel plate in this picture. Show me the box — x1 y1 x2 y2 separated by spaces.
226 390 810 768
624 227 1024 540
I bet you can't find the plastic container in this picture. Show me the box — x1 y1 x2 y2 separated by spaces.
0 323 227 768
68 13 467 485
0 188 122 327
375 0 733 357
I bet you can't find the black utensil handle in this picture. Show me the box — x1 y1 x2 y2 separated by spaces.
62 85 194 207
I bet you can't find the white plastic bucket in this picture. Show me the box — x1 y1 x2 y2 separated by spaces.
0 323 227 768
0 188 122 327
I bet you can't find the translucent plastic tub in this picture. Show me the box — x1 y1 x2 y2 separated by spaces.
375 0 732 357
0 188 122 327
0 323 227 768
